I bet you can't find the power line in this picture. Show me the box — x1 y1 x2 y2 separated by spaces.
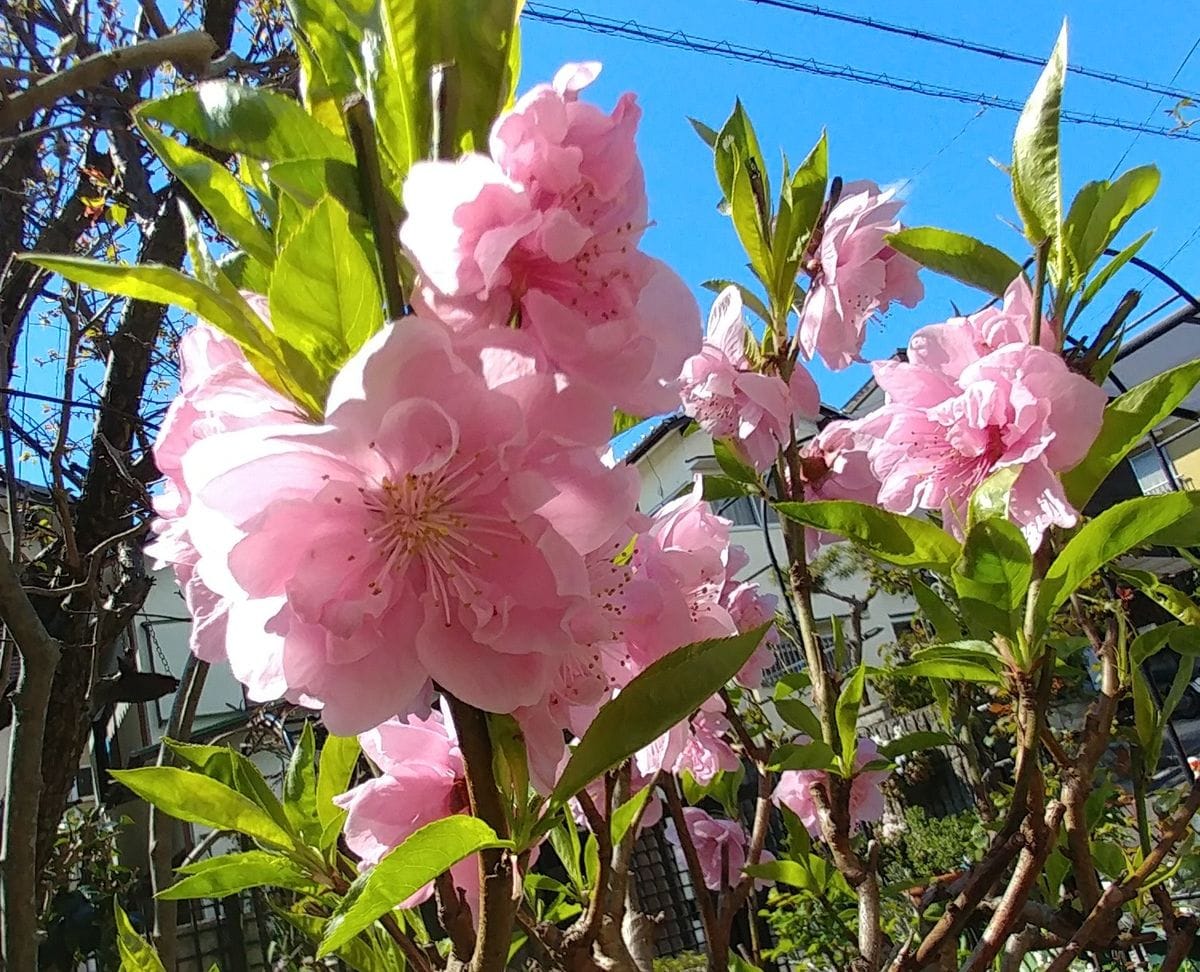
737 0 1200 104
1109 35 1200 178
521 4 1200 144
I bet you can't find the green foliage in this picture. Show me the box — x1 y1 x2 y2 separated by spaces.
319 816 510 956
1063 358 1200 509
1062 165 1159 290
549 624 769 804
880 808 987 884
886 227 1022 296
158 851 315 900
653 952 708 972
1010 23 1066 256
114 901 165 972
775 500 961 572
316 732 361 847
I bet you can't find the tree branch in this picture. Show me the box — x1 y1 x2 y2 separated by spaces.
0 534 63 970
0 32 218 132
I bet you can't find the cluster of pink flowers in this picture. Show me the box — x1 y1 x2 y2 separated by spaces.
151 65 781 824
679 286 819 472
772 737 889 837
849 277 1107 546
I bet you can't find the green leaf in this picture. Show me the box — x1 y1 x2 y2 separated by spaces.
1132 664 1157 752
218 250 272 294
886 227 1021 297
1077 231 1150 312
744 858 814 891
344 0 522 180
583 831 600 889
701 279 771 324
1063 359 1200 509
835 663 866 772
911 576 961 641
1116 568 1200 627
1011 23 1067 250
550 625 770 804
786 131 828 257
163 739 293 837
115 901 165 972
702 474 754 502
730 159 770 282
714 99 768 206
278 908 402 972
768 739 837 772
910 641 1002 670
284 722 320 845
1092 840 1127 880
1036 492 1200 627
610 785 654 847
775 698 824 741
140 81 354 163
713 438 760 486
689 117 718 148
488 712 530 834
135 119 274 267
317 734 360 847
319 816 509 956
954 515 1031 630
547 814 583 892
1162 655 1196 723
774 500 960 573
1076 165 1160 281
19 254 319 417
269 195 384 385
893 659 1003 684
878 731 954 759
1063 179 1105 283
1128 623 1176 666
160 851 315 900
265 158 366 214
109 767 294 850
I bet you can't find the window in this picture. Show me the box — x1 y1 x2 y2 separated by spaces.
1129 448 1175 495
716 494 761 527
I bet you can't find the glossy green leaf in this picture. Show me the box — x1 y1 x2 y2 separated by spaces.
610 785 654 847
1092 840 1127 880
835 663 866 772
550 625 769 804
1063 359 1200 509
689 116 718 148
714 100 768 205
317 734 360 846
140 81 354 163
1128 623 1176 666
163 738 292 837
910 576 961 641
115 901 165 972
219 250 272 294
269 195 384 385
768 739 837 772
1076 231 1150 312
488 712 530 834
265 158 365 214
1162 655 1196 723
774 500 960 572
319 816 509 956
731 158 770 282
109 767 293 849
278 908 402 972
775 698 824 740
1036 491 1200 627
284 722 320 844
1011 23 1066 249
583 831 600 889
160 850 314 900
714 438 761 487
1076 165 1160 282
702 474 754 502
136 120 274 267
893 659 1003 684
954 515 1031 627
547 813 584 892
878 731 954 759
1132 664 1157 752
743 858 815 891
886 227 1021 296
910 641 1002 671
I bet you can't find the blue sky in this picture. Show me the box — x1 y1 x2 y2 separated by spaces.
519 0 1200 410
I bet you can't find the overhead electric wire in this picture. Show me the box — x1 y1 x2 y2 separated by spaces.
737 0 1200 104
1109 35 1200 177
521 4 1200 144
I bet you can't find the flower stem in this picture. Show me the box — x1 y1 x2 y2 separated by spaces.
1029 237 1051 348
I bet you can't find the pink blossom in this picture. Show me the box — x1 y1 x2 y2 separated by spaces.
720 580 779 689
182 316 639 733
905 276 1058 380
772 737 890 838
797 420 880 556
335 708 483 910
864 344 1107 546
798 181 923 370
668 807 748 890
679 286 819 472
402 63 700 415
146 321 301 665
